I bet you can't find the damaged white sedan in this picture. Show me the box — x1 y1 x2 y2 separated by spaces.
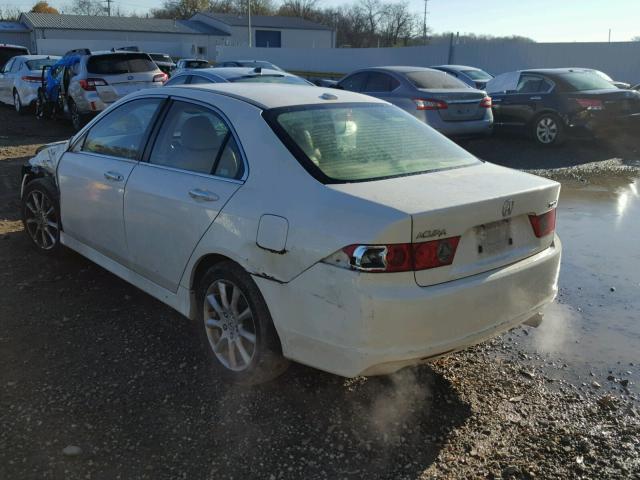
21 83 561 383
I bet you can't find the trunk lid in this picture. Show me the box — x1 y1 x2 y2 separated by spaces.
419 88 487 122
329 162 560 287
567 89 640 116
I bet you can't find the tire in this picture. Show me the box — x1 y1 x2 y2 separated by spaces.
35 89 50 120
69 99 84 131
196 261 289 384
21 178 62 255
531 112 565 146
13 90 25 115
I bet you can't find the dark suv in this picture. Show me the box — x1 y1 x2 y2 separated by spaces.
487 68 640 145
0 43 29 70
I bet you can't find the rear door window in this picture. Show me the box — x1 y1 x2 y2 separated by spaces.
338 72 368 92
87 54 157 75
190 75 212 84
165 75 190 86
364 72 400 92
516 74 553 93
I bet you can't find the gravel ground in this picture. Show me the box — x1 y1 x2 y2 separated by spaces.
1 106 639 479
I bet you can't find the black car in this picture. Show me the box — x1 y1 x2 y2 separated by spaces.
486 68 640 145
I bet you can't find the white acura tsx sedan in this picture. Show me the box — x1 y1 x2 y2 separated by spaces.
20 83 561 383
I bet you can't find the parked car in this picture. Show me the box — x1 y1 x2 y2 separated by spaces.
0 54 60 114
38 48 166 130
175 58 210 73
486 68 640 145
149 53 176 76
0 43 29 70
431 65 494 90
164 67 312 86
20 83 561 383
214 60 283 71
335 66 493 137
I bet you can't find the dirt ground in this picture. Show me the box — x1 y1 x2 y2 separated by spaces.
1 106 639 479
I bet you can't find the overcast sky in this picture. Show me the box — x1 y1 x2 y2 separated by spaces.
4 0 640 42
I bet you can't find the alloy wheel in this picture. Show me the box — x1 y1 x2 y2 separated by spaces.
23 190 59 250
203 279 257 372
13 91 21 114
536 117 558 144
70 101 81 130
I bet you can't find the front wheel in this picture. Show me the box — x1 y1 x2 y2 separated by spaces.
532 113 565 146
196 261 289 384
21 178 62 255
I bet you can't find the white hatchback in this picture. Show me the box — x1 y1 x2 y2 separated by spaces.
20 84 561 383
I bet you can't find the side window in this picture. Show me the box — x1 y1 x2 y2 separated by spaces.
165 75 190 86
338 72 368 92
364 72 399 92
82 98 162 160
10 60 21 72
3 58 14 73
149 101 242 178
516 74 551 94
190 75 211 84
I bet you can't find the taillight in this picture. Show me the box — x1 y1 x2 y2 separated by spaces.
575 98 603 110
153 73 168 83
79 78 108 91
529 209 556 238
414 98 448 110
335 237 461 273
21 75 41 83
480 96 492 108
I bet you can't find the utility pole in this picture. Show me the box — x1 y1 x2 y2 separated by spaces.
248 0 252 48
608 28 611 43
105 0 112 16
423 0 428 45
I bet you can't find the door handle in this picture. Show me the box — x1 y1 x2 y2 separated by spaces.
188 189 219 202
529 96 542 100
104 171 124 182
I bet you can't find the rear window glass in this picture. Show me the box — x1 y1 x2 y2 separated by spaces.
462 70 492 81
406 71 469 89
559 71 615 91
266 104 479 183
87 54 156 74
231 75 309 85
26 58 58 70
150 54 173 62
184 60 209 69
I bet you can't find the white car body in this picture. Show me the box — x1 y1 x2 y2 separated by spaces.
0 54 60 110
24 84 561 377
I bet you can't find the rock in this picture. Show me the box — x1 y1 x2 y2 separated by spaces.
509 395 524 403
620 379 629 388
610 287 616 292
591 381 601 389
62 445 82 457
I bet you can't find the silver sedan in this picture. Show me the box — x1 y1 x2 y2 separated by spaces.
0 55 59 114
164 67 312 86
335 66 493 137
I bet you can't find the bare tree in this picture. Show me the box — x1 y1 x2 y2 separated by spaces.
278 0 319 19
0 5 22 20
379 1 414 46
64 0 106 16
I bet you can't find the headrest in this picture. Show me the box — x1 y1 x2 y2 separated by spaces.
181 115 220 150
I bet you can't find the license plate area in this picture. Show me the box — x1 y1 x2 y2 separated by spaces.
475 219 512 255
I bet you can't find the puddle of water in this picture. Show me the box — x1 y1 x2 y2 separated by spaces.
519 175 640 390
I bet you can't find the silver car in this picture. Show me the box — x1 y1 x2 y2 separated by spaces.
336 66 493 137
174 58 210 74
431 64 494 90
0 55 60 114
61 49 166 130
164 67 312 86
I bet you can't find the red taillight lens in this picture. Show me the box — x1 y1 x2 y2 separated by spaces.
342 237 461 273
79 78 107 91
21 75 41 83
529 209 556 238
480 96 492 108
414 98 448 110
575 98 603 110
153 73 168 83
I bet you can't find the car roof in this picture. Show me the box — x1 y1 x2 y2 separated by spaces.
11 54 60 61
182 67 293 80
521 68 591 75
162 83 386 109
432 65 483 71
362 66 442 74
0 43 28 49
180 58 208 62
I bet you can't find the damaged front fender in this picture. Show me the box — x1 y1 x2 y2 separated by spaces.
20 140 69 197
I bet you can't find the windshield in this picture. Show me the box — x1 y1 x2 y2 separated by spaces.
150 54 173 63
26 58 58 70
231 75 309 85
87 53 157 74
406 71 469 89
559 71 616 91
266 104 479 183
462 69 493 81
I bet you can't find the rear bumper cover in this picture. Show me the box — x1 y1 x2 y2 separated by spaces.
256 235 562 377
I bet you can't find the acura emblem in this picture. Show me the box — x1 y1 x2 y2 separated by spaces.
502 199 514 217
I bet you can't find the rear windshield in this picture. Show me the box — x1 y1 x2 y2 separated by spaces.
559 71 615 91
184 60 208 68
462 70 492 81
26 58 58 70
266 104 479 183
87 53 157 75
149 53 173 63
0 47 28 67
231 75 308 85
406 71 469 89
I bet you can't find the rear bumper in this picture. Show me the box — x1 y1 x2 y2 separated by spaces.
434 118 494 137
569 110 640 135
256 235 561 377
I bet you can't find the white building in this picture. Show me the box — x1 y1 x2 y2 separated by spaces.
18 12 334 60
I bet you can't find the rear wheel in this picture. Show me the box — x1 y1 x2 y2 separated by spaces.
21 179 62 255
13 90 25 115
532 113 565 146
196 261 289 384
69 99 84 131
